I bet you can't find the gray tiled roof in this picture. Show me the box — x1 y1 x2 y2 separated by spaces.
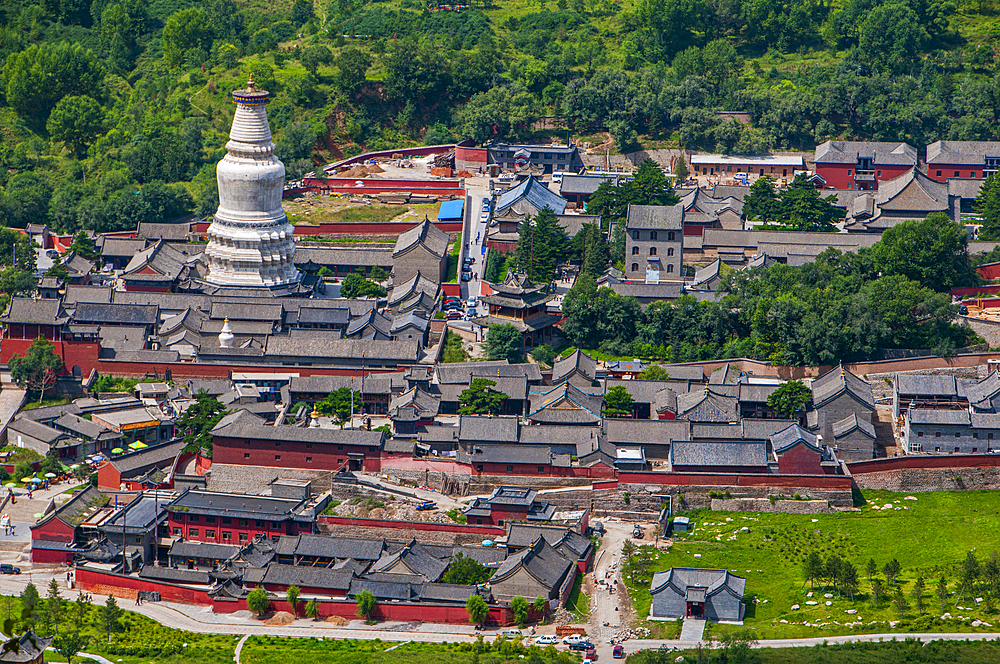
605 379 693 404
926 140 1000 165
459 444 551 465
371 540 449 581
908 409 971 425
76 302 158 326
110 440 185 475
671 440 768 467
552 349 597 385
245 564 355 591
9 417 67 445
211 409 384 446
971 412 1000 429
210 302 283 322
814 141 917 166
495 175 568 215
559 173 625 196
490 537 572 591
393 217 450 259
1 298 68 325
506 524 591 560
832 413 876 439
650 567 746 601
281 534 387 561
737 383 780 403
169 541 239 560
167 488 309 522
436 360 542 384
895 374 958 397
458 415 519 442
139 566 210 585
527 383 603 425
770 423 821 454
811 364 874 409
264 337 420 363
603 419 691 445
626 203 684 229
961 371 1000 408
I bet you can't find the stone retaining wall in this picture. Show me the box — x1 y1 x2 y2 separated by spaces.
852 465 1000 492
710 498 832 513
619 483 854 510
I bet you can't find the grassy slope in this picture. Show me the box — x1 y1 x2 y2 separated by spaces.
624 490 1000 640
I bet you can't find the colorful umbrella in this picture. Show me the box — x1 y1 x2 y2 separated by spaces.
111 448 124 455
128 442 148 450
4 483 17 488
33 513 44 519
44 473 57 479
70 465 80 470
29 478 43 483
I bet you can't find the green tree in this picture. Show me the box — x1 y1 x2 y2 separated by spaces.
74 591 91 630
300 45 332 75
20 584 40 629
766 380 811 418
976 173 1000 240
340 273 386 299
602 385 635 417
247 586 270 618
773 175 842 231
68 232 99 260
458 379 510 416
47 96 105 155
444 553 493 585
4 42 103 122
804 552 825 590
513 207 568 284
175 390 227 455
510 596 529 627
892 585 909 618
484 324 523 363
162 8 213 67
286 585 300 617
466 593 490 627
859 3 925 73
336 48 373 94
674 156 689 183
937 576 950 613
871 579 885 608
42 579 62 636
9 338 64 405
913 576 925 613
52 631 89 664
866 558 877 582
744 175 780 222
638 365 669 380
460 84 538 143
305 599 319 620
960 551 980 599
719 629 759 664
100 595 122 643
872 213 975 292
883 559 902 585
315 387 362 424
356 590 377 622
2 173 53 228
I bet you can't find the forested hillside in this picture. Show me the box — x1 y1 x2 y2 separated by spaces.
1 0 1000 235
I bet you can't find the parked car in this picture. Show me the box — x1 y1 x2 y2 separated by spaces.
586 646 597 659
466 307 477 318
0 564 20 575
633 525 644 538
561 634 584 645
443 300 462 310
461 271 472 282
613 645 624 659
959 304 969 315
569 641 593 651
446 311 462 320
466 297 477 307
501 628 522 638
535 635 558 644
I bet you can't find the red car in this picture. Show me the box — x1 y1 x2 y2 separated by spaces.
445 311 462 320
613 645 624 659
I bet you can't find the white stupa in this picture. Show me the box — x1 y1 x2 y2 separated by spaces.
204 75 299 288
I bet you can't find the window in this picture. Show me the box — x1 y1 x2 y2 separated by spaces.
631 263 638 272
632 246 639 255
255 520 265 528
507 465 513 472
955 432 961 438
206 529 216 539
306 456 312 462
206 516 216 523
275 454 281 461
877 171 881 177
649 247 657 256
917 432 924 437
990 433 995 440
244 453 250 459
973 447 978 453
172 527 181 536
848 170 852 176
935 432 941 438
667 248 674 256
189 528 198 537
935 447 941 452
651 231 658 240
476 518 483 525
955 447 960 452
222 517 232 525
222 531 232 541
666 265 674 273
239 533 248 543
238 518 248 527
272 521 280 528
936 170 942 177
337 444 344 450
189 515 199 522
476 464 484 472
538 466 545 472
245 439 251 446
972 172 977 178
955 171 960 177
667 232 675 241
275 441 280 447
337 458 343 464
974 433 979 439
633 231 639 239
306 443 312 449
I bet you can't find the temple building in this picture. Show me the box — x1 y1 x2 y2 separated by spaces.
204 75 301 291
472 272 560 348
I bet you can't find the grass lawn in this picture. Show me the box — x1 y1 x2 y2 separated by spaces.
445 232 462 282
623 490 1000 640
0 445 42 465
441 331 469 363
566 574 590 620
21 395 70 411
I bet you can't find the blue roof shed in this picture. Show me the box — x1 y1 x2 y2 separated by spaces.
437 199 465 221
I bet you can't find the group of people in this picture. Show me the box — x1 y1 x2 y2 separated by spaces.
1 515 15 537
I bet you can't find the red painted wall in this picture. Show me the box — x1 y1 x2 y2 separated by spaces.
213 595 517 625
775 443 823 475
31 516 76 543
32 547 73 564
167 511 311 544
814 164 911 190
974 264 1000 281
212 435 381 473
97 464 122 491
456 147 488 164
76 567 213 603
926 165 984 182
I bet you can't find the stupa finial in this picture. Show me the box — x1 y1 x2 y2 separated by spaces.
246 73 256 92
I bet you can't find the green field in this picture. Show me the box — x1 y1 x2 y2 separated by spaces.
624 490 1000 639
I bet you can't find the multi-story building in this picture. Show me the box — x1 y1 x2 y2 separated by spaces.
624 204 684 282
814 141 917 190
925 141 1000 182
